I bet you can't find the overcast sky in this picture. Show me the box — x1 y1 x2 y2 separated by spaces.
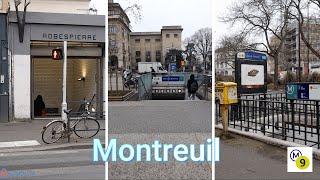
92 0 212 40
90 0 239 48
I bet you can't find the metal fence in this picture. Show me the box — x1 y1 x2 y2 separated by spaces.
216 93 320 149
137 73 152 100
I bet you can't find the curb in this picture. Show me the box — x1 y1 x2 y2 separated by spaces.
0 141 106 153
216 125 320 160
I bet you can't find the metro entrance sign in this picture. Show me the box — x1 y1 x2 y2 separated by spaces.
286 83 320 100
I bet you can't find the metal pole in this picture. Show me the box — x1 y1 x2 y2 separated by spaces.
298 20 301 82
307 2 310 73
61 41 68 123
221 104 229 134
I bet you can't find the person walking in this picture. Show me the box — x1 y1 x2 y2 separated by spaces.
187 74 198 100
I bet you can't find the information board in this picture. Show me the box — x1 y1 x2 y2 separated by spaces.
286 83 320 100
235 51 267 94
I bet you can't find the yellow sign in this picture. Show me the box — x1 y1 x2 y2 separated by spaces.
215 82 238 104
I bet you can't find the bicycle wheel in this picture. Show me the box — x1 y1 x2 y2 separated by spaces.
42 120 64 144
74 118 100 138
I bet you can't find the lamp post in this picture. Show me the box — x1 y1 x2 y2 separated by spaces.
307 1 310 73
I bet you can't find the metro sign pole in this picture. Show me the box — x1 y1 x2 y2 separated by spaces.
61 41 68 123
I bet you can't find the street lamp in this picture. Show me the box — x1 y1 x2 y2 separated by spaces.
307 1 311 73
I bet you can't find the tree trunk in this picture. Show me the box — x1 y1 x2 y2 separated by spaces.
273 55 279 90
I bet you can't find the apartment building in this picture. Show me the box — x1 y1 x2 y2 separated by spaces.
108 1 131 69
130 26 183 70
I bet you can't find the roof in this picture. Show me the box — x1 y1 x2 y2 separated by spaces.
108 3 130 24
161 26 183 31
130 32 161 36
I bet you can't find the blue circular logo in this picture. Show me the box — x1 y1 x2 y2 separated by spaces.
290 149 302 162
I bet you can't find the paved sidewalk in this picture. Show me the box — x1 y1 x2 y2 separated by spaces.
216 129 320 179
0 119 105 150
108 133 212 179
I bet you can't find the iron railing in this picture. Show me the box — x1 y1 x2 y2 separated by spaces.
216 93 320 149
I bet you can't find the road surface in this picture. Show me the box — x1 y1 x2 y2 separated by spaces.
0 149 104 179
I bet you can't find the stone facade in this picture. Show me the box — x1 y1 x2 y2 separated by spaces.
130 26 183 70
8 0 91 14
108 2 131 69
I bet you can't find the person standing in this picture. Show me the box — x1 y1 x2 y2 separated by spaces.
187 74 198 100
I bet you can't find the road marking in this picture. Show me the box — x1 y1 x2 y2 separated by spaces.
0 140 40 148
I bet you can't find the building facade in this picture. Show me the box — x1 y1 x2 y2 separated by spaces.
4 0 105 121
108 2 131 69
0 0 9 122
130 26 183 70
214 47 235 76
8 0 91 14
281 22 320 73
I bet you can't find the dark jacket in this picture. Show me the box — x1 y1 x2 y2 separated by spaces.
34 95 45 116
187 75 198 93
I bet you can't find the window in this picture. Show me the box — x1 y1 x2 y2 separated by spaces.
109 39 116 48
156 39 161 42
174 34 178 38
135 39 140 43
136 51 141 57
145 39 151 42
156 51 161 62
166 34 170 38
108 26 117 33
146 51 151 62
108 10 115 15
225 71 228 76
122 43 125 53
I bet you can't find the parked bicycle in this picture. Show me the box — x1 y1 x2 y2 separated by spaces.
41 100 100 144
124 75 138 90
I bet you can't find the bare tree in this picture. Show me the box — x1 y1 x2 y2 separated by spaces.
124 4 142 23
183 38 197 67
189 28 212 70
223 0 293 89
216 33 255 69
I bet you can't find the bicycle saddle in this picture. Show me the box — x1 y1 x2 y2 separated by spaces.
64 109 72 114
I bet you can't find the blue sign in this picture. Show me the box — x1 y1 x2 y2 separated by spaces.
286 84 298 99
162 76 184 81
238 52 267 61
286 83 311 100
298 84 309 99
170 63 177 72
